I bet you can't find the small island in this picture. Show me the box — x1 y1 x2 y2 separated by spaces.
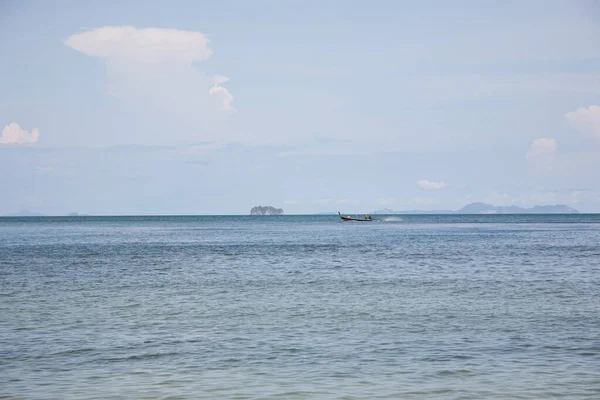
250 205 284 215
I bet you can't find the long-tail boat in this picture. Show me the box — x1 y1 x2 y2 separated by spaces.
338 212 373 222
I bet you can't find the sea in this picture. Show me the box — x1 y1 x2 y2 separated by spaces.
1 214 599 399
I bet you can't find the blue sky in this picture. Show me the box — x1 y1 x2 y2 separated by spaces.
1 0 600 214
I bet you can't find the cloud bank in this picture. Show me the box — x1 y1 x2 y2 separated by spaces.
65 26 234 143
565 105 600 138
0 123 39 145
417 180 446 190
65 26 213 65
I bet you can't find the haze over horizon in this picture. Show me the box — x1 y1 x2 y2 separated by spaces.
2 0 600 214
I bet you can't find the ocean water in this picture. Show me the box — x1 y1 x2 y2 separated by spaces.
1 214 599 399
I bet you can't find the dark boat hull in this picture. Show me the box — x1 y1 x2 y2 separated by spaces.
338 212 373 222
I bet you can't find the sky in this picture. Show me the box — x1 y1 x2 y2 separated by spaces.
1 0 600 215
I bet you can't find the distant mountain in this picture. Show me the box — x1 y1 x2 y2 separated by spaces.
371 208 396 214
250 205 284 215
455 202 500 214
528 205 579 214
455 202 579 214
4 210 45 217
371 208 452 215
371 202 579 215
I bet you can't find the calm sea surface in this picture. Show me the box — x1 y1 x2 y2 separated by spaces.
1 215 599 399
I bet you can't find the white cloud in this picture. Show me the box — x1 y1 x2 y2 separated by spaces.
209 75 235 112
65 26 212 65
565 105 600 138
417 180 447 190
0 123 40 145
65 26 234 144
526 138 557 159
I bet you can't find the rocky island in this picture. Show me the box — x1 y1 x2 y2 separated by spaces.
250 205 284 215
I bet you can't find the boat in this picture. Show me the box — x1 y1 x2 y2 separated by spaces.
338 212 373 222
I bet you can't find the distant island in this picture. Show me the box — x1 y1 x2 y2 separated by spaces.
3 211 93 217
4 210 46 217
250 205 284 215
371 202 579 215
455 202 578 214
